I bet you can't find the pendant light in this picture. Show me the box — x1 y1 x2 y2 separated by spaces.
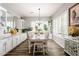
38 8 41 26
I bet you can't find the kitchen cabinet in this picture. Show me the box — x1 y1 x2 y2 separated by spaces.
12 36 17 48
0 39 6 55
21 33 27 43
12 35 19 47
22 33 26 41
6 37 13 52
16 35 21 45
0 33 27 56
15 19 25 29
65 37 79 56
0 6 7 34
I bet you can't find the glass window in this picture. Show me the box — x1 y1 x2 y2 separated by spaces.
31 21 48 32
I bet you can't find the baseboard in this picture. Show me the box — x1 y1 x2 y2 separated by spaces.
52 35 64 48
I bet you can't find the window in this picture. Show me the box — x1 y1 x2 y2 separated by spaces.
31 21 48 32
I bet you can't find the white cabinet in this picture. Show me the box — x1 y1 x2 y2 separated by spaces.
6 37 13 52
0 33 27 55
16 35 21 45
21 33 27 41
12 36 17 48
12 35 18 47
0 40 6 55
0 6 7 33
15 19 24 29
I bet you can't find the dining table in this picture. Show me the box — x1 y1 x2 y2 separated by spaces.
28 33 48 54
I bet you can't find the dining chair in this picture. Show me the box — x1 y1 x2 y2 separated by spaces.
33 42 45 56
27 31 34 53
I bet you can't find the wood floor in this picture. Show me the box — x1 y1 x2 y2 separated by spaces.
5 39 65 56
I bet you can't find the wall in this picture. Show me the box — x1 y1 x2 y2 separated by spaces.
51 3 75 48
52 3 75 19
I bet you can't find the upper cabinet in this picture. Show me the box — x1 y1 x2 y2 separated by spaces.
15 19 25 29
7 12 14 33
0 6 7 28
0 6 7 34
0 6 19 34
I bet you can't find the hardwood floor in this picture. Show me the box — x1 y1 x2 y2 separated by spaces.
5 39 65 56
47 40 64 56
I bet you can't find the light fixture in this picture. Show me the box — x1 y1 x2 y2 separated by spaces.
38 8 41 26
38 8 40 21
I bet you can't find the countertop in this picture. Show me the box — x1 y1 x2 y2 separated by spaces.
0 32 26 40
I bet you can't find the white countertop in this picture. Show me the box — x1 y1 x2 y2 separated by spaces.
0 32 26 40
0 33 11 39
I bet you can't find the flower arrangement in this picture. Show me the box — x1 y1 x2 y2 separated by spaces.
10 28 17 35
68 25 79 37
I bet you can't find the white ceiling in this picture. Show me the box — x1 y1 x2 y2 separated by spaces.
1 3 63 17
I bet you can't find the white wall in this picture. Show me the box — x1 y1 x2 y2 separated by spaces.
52 3 75 19
52 3 75 48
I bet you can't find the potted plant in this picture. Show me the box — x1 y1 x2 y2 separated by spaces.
44 24 48 31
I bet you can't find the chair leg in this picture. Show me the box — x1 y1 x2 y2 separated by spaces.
43 45 45 55
33 44 35 56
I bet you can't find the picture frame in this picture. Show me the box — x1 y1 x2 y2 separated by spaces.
69 3 79 27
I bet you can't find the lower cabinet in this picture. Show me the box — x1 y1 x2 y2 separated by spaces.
0 33 27 56
6 37 13 52
20 33 27 43
0 40 6 55
65 39 79 56
16 35 21 45
12 36 17 48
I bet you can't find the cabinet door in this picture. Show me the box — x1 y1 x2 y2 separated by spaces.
16 35 21 45
12 36 17 48
6 37 12 52
20 35 23 43
20 34 24 42
0 40 6 55
23 33 27 41
24 33 27 40
19 35 22 43
22 34 25 41
0 6 7 33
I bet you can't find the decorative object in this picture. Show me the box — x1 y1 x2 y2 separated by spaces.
69 3 79 26
68 25 79 37
69 3 79 37
10 28 17 35
44 24 48 31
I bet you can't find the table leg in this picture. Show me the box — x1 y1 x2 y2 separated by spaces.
28 40 31 54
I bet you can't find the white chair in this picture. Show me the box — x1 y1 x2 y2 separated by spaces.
28 31 34 53
33 42 45 55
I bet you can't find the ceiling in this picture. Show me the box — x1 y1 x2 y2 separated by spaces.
1 3 63 17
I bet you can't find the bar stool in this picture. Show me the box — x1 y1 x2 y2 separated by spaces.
33 42 45 56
